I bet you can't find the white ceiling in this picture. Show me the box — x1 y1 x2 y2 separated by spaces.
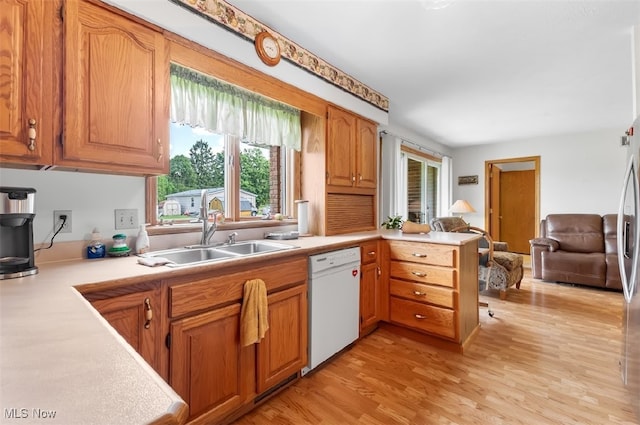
227 0 640 148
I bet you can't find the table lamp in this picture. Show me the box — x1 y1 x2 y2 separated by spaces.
449 199 475 222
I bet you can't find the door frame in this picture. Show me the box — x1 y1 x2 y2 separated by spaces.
484 156 541 240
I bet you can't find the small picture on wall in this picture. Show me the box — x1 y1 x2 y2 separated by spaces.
458 175 478 185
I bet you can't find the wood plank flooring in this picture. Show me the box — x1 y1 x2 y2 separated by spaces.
233 269 638 425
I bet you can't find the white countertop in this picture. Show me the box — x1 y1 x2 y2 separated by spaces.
0 229 479 425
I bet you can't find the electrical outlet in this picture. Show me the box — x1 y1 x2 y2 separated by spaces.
114 209 138 230
53 210 72 233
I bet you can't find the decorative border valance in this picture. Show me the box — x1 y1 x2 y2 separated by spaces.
168 0 390 112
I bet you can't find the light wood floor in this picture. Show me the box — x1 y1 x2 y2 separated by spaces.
233 269 638 425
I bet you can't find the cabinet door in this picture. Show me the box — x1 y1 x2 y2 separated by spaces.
326 105 356 188
170 303 249 423
62 0 169 174
257 283 308 394
356 119 377 189
360 261 379 334
91 287 160 373
0 0 52 164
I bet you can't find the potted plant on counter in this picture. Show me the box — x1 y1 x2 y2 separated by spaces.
381 215 404 229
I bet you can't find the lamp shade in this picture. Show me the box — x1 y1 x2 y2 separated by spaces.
450 199 476 214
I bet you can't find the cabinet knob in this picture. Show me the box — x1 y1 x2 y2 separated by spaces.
27 119 36 151
414 314 427 320
411 271 427 277
359 174 363 181
413 290 426 296
352 174 356 182
412 253 427 258
144 297 153 329
367 251 376 256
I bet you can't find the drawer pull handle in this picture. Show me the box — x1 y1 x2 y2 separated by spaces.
412 253 427 258
144 297 153 329
367 251 376 256
415 314 427 320
27 118 36 151
411 271 427 277
156 139 164 163
413 290 426 296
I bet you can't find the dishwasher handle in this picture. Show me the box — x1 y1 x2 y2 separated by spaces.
309 262 360 279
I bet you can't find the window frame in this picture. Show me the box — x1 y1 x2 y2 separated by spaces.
144 35 327 230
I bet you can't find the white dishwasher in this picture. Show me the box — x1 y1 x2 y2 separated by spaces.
302 246 361 376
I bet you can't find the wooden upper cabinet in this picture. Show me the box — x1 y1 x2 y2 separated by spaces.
326 105 377 192
61 0 169 174
356 118 377 189
0 0 53 165
326 105 356 188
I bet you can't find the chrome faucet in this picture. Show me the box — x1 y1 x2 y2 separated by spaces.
200 189 219 246
227 232 238 245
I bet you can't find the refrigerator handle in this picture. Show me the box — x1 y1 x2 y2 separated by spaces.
624 221 631 259
618 156 639 303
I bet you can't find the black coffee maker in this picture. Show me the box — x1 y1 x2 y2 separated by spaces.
0 187 37 279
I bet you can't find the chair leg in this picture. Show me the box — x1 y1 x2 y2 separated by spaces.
499 290 507 300
479 301 494 317
515 265 523 289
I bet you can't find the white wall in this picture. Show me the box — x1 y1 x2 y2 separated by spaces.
0 168 145 245
103 0 388 126
451 129 627 228
634 23 640 117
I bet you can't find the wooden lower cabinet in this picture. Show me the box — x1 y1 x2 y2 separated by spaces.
257 284 307 393
387 239 479 348
359 240 381 335
88 285 162 375
167 256 308 424
170 303 251 423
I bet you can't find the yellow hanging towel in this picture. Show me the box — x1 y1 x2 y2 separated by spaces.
240 278 269 346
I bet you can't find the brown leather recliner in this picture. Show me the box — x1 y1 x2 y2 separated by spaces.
530 214 621 290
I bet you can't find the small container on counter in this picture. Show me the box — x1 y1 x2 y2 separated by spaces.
135 224 150 254
87 228 106 259
108 233 131 257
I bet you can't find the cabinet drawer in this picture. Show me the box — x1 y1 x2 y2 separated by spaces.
389 241 456 267
389 279 455 309
169 257 307 318
360 241 378 265
389 261 456 288
390 297 456 339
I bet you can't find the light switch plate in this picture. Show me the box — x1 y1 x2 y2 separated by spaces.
114 209 138 230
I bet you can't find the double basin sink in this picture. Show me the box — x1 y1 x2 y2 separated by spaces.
140 240 297 267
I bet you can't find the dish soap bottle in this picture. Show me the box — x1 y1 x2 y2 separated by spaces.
87 228 106 259
135 224 150 254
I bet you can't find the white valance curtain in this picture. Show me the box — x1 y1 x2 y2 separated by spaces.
170 64 301 151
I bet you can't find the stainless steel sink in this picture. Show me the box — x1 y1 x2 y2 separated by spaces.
156 247 237 266
140 240 296 267
215 241 296 255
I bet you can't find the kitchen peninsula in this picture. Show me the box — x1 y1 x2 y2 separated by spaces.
0 230 480 425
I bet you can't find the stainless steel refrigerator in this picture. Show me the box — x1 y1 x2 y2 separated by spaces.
620 115 640 416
